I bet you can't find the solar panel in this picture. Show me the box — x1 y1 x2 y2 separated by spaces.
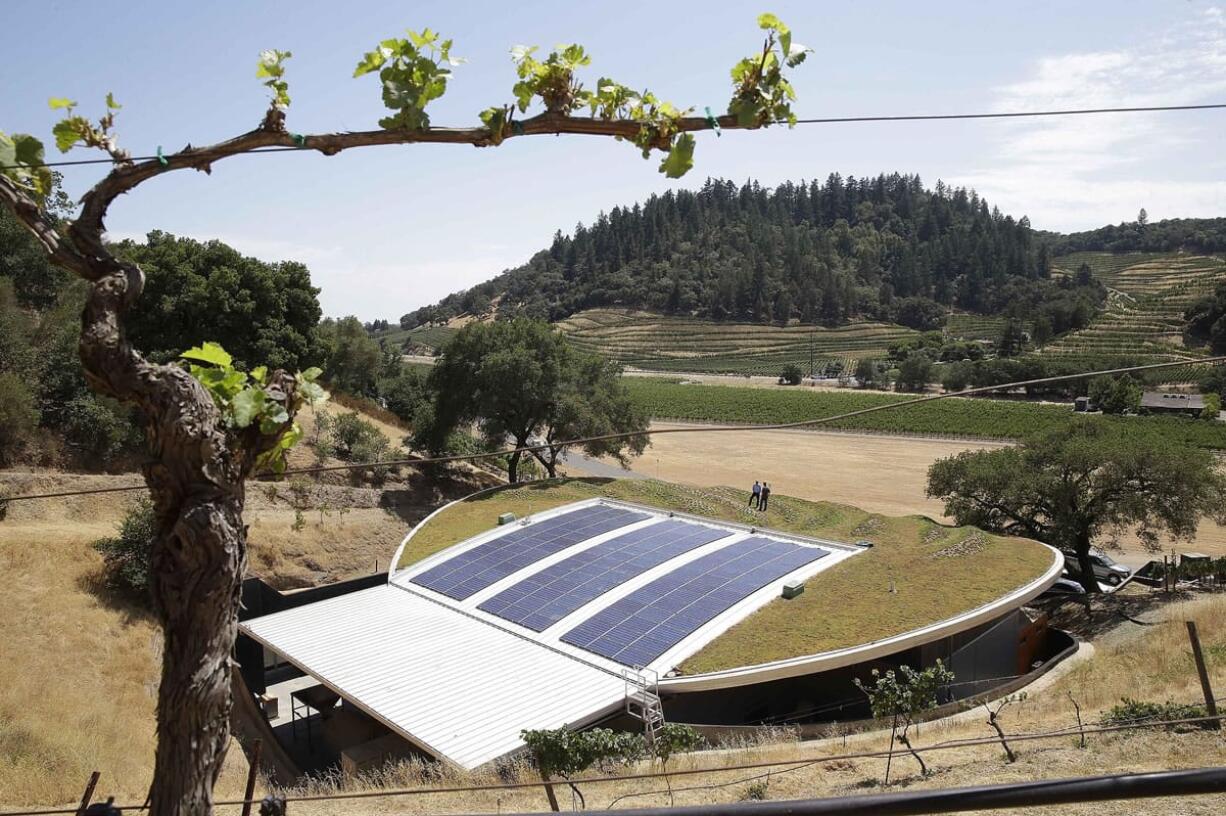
562 536 827 666
410 505 649 600
478 519 731 631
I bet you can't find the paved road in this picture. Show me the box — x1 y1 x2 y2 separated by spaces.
559 451 648 480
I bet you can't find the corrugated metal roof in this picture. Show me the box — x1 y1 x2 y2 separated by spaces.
240 584 627 769
1141 391 1205 410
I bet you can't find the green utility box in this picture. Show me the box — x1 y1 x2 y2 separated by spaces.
497 512 516 526
782 580 805 599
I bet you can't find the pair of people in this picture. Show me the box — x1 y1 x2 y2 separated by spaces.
748 480 772 511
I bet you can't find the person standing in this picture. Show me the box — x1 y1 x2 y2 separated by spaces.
748 480 761 509
760 482 771 512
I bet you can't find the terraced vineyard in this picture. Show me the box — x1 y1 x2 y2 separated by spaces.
374 323 458 354
1039 252 1225 382
945 313 1027 341
555 309 918 375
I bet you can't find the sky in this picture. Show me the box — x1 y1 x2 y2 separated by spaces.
4 1 1226 320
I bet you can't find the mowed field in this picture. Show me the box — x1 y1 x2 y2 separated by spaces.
556 308 918 375
634 422 1226 564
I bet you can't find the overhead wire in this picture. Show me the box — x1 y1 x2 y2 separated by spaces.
1 355 1223 505
1 103 1225 172
0 709 1219 816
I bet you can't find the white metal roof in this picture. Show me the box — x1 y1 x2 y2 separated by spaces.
240 583 627 769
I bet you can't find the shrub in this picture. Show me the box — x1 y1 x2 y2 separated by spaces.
521 727 644 809
895 356 932 393
93 498 157 601
1088 374 1141 415
941 361 974 393
61 394 141 465
331 411 384 455
0 371 39 466
1102 698 1206 731
741 781 769 801
351 433 396 485
1201 393 1221 421
779 364 803 385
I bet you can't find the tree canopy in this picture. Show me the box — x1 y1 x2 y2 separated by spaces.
1185 281 1226 354
422 318 647 482
116 231 325 370
1087 374 1141 415
1045 216 1226 255
397 174 1118 333
927 422 1226 591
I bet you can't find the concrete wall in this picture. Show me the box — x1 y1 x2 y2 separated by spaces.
660 609 1034 726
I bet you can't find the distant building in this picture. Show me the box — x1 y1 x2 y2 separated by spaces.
1140 392 1205 416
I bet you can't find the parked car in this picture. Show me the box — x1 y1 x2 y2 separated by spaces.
1036 576 1088 605
1062 549 1132 586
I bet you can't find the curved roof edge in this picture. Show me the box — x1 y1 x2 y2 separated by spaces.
658 544 1063 693
387 481 512 579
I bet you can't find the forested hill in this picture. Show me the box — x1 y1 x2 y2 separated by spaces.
1045 216 1226 255
403 173 1095 332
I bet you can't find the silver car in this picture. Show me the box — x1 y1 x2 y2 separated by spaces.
1062 549 1132 586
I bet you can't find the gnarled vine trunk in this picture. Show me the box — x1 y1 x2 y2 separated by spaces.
80 254 285 816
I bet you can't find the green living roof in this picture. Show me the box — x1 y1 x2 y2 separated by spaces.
395 478 1055 673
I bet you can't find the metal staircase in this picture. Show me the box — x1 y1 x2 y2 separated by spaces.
623 667 665 743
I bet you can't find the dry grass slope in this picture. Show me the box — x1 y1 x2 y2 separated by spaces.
395 478 1055 671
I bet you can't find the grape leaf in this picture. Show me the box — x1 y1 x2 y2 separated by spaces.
52 119 85 153
231 387 265 428
659 133 695 178
180 341 233 368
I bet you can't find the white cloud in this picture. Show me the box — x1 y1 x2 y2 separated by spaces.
949 6 1226 230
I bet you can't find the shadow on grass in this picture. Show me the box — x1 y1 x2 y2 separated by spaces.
1049 586 1191 641
75 566 157 627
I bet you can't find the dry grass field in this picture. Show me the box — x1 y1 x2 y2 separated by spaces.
0 507 253 807
634 422 1226 562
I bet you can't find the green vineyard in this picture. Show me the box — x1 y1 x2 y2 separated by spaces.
1039 252 1224 382
945 313 1027 341
375 323 458 354
624 378 1226 449
555 309 918 375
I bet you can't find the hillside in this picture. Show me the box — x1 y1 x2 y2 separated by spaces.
401 174 1080 333
392 181 1226 382
1039 252 1225 380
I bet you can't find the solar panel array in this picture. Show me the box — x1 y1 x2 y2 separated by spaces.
562 536 828 666
410 505 648 600
478 519 731 631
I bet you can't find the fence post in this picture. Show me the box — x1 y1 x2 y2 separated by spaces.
76 771 101 816
1186 621 1220 730
241 738 263 816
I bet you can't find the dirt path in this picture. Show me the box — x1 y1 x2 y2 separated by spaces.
641 422 1226 561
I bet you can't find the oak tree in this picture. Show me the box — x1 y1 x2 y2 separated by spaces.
0 16 807 816
423 318 647 481
927 422 1226 592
